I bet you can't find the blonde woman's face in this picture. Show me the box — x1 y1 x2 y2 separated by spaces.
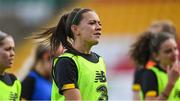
0 37 15 69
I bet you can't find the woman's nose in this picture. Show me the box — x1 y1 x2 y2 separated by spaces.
96 24 102 31
10 50 15 57
173 49 179 58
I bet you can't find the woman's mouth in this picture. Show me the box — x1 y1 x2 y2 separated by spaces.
170 57 178 63
93 33 101 38
93 32 101 36
9 59 14 63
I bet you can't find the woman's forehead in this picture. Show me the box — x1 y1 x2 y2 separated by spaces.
81 11 100 21
160 38 176 50
1 36 14 46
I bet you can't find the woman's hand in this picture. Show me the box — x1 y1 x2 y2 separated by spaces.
156 60 180 100
167 60 180 85
145 60 180 100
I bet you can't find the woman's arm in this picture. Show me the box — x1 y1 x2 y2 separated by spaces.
145 77 176 100
145 62 180 100
141 70 158 100
155 62 180 100
133 91 141 100
132 69 143 101
54 57 80 100
145 83 174 100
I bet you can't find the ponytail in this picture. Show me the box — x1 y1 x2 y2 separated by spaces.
33 8 92 55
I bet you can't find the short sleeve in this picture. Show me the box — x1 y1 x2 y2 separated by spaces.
132 68 144 91
141 70 158 98
53 57 78 94
21 76 35 100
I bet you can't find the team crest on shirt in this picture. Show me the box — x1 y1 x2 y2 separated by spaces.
96 85 108 100
9 92 18 100
95 71 106 83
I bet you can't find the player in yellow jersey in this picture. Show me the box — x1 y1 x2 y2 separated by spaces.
131 21 176 100
0 31 21 100
130 31 180 100
33 8 108 101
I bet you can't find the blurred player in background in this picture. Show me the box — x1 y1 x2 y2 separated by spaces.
21 44 52 100
130 31 180 100
148 21 176 36
131 21 177 100
0 31 21 100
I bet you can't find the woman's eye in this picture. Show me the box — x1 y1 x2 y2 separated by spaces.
5 47 12 51
89 22 95 25
88 20 102 26
98 22 102 26
6 48 10 51
164 49 172 54
5 48 10 51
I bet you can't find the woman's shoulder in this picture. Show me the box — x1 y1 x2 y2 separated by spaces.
143 68 156 75
55 56 76 67
142 69 157 82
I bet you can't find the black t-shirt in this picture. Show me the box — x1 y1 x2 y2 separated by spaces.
141 65 166 98
133 68 146 85
21 73 35 100
52 50 100 94
132 68 146 91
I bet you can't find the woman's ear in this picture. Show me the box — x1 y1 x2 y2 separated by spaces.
43 52 50 61
71 25 80 36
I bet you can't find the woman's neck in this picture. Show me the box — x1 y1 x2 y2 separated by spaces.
0 68 5 76
73 41 92 54
35 62 46 77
